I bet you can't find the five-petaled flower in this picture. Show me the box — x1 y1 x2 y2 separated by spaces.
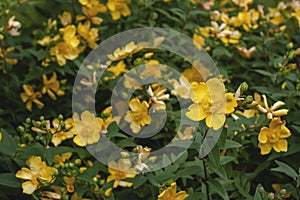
107 158 136 188
16 156 57 194
124 98 151 133
20 84 44 112
258 118 291 155
158 182 189 200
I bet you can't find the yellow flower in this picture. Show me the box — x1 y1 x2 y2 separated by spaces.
107 41 141 61
147 85 170 111
140 60 164 78
49 41 83 66
158 182 189 200
258 118 291 155
236 46 257 58
79 0 101 8
230 9 259 31
59 12 72 26
77 22 99 49
0 46 18 74
107 0 131 20
169 76 191 99
0 132 2 141
20 84 44 112
293 8 300 27
193 32 206 47
42 72 65 100
7 16 21 36
256 95 288 120
61 25 80 48
231 0 253 8
53 152 72 166
64 176 75 193
123 73 139 89
267 8 284 25
186 78 235 130
135 145 151 171
124 98 151 133
105 60 128 80
73 111 105 146
107 158 136 188
105 188 113 197
76 4 106 25
172 126 196 142
16 156 57 194
51 118 75 146
182 67 204 83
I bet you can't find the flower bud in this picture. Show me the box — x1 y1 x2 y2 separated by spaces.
279 189 287 196
241 82 248 92
25 117 31 124
287 42 293 49
245 95 253 104
267 192 274 200
258 186 265 194
17 126 25 133
40 116 45 121
58 114 64 120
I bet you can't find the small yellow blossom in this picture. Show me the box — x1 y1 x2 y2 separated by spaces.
231 0 253 8
140 60 163 78
0 132 2 141
53 153 72 166
16 156 57 194
256 95 288 120
64 176 75 193
135 145 151 171
172 126 196 142
182 67 205 83
61 25 80 48
107 158 136 188
59 12 72 26
258 118 291 155
105 188 113 197
169 76 191 99
7 16 21 36
226 93 238 115
0 46 18 74
107 0 131 20
293 8 300 27
76 5 106 25
79 0 101 8
42 72 65 100
73 111 105 146
147 85 170 111
20 84 44 112
186 78 231 130
77 22 99 49
236 46 257 58
107 41 141 61
105 60 128 80
124 98 151 133
158 182 189 200
230 9 260 31
51 118 75 146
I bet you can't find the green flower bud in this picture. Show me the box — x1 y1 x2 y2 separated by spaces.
279 189 287 196
287 42 293 49
258 186 265 194
25 118 31 124
58 114 64 121
17 126 25 133
245 95 253 104
267 192 275 200
240 82 248 92
40 116 45 121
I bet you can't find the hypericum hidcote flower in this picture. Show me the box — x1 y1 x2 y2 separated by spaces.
258 118 291 155
124 98 151 133
256 95 288 120
147 85 170 111
73 111 106 146
107 158 136 188
16 156 57 194
20 84 44 111
186 78 236 130
7 16 21 36
107 0 131 20
42 72 65 100
169 76 191 99
158 182 189 200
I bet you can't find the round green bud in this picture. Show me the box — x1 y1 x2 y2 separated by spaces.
258 186 265 194
25 118 31 124
279 189 287 196
245 95 253 104
17 126 25 133
267 193 275 200
287 42 293 49
58 114 64 121
40 116 45 121
240 82 248 92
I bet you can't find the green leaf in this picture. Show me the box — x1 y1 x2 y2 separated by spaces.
223 140 242 150
271 160 298 179
212 46 232 58
0 129 19 156
133 175 147 189
220 156 236 165
208 180 229 200
0 173 21 188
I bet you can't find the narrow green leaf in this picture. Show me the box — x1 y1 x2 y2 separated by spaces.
271 160 298 179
